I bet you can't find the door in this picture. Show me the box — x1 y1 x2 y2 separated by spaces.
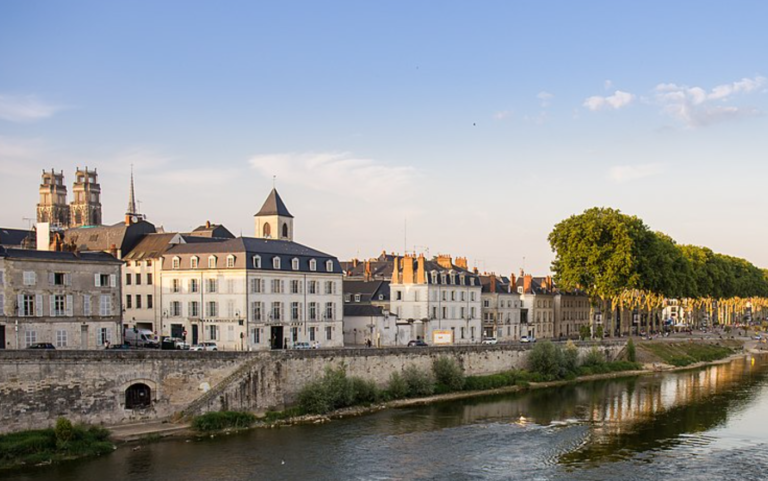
192 324 199 345
80 325 88 349
270 326 284 350
0 326 5 349
171 323 184 338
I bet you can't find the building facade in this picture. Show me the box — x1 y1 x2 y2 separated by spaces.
480 274 522 342
554 291 591 339
0 247 122 349
515 274 556 339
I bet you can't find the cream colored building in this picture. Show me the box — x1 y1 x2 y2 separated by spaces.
515 274 555 339
554 291 591 339
480 274 522 341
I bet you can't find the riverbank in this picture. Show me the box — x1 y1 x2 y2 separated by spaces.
111 339 761 444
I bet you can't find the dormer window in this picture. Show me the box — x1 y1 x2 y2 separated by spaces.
190 256 199 269
292 258 300 270
208 256 217 268
459 274 465 285
518 286 523 294
172 257 180 269
470 278 475 286
226 255 235 268
450 273 456 285
354 294 361 302
326 260 333 272
252 255 261 268
431 272 438 284
273 257 281 269
309 259 317 271
441 274 446 284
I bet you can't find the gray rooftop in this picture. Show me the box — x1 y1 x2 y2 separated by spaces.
255 188 293 218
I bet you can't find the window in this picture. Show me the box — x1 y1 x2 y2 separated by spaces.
292 258 299 270
208 256 217 268
460 307 465 319
326 326 332 341
172 279 180 293
345 294 351 302
83 295 91 316
460 291 465 301
451 291 456 301
228 325 235 342
23 271 36 286
263 222 272 237
282 223 289 238
226 255 235 268
136 295 142 309
100 295 112 316
207 301 217 317
471 292 476 301
189 301 199 317
126 295 133 309
190 278 199 293
271 302 282 320
309 327 316 342
309 281 317 294
325 281 334 295
135 273 141 285
191 256 199 268
271 279 283 293
483 300 490 308
0 293 3 315
252 255 261 268
354 294 361 302
291 302 300 321
309 259 317 271
290 280 300 294
125 273 132 285
227 300 235 318
395 291 402 301
22 294 35 316
25 330 37 347
253 328 261 344
56 330 67 348
172 257 180 269
146 260 152 267
272 257 281 269
147 295 153 309
171 301 181 316
252 301 262 321
471 307 476 318
147 273 153 285
309 302 317 321
251 278 263 293
99 327 111 346
325 302 334 320
208 325 218 340
326 260 333 272
207 278 217 293
460 275 465 285
227 279 235 293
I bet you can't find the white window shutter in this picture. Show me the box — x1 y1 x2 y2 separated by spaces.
50 295 55 317
36 294 43 317
84 295 91 316
49 272 55 285
64 273 71 286
66 295 73 317
95 274 101 287
110 274 117 288
111 296 116 316
17 294 24 316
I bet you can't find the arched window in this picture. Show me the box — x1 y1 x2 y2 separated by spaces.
309 259 317 271
208 256 217 268
263 222 272 238
282 223 289 238
226 255 236 268
252 255 261 268
125 383 151 409
172 257 180 269
291 258 299 270
325 260 334 272
190 256 199 268
74 211 82 225
273 256 281 269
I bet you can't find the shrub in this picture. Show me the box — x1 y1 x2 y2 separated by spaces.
54 418 74 449
432 357 465 392
562 340 580 377
386 372 409 400
527 340 562 380
192 411 257 432
582 346 606 369
579 325 591 340
350 377 379 405
626 337 636 363
296 364 382 414
402 365 434 397
595 325 604 338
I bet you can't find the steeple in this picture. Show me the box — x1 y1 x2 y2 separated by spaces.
254 188 294 241
126 165 137 215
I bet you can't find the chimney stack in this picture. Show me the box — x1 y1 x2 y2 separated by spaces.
402 254 415 284
391 256 400 284
437 254 453 269
416 254 426 284
455 256 468 269
205 220 211 229
490 275 497 293
523 274 532 294
364 260 372 281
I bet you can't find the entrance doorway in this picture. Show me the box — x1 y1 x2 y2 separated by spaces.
0 326 5 349
80 325 88 349
125 383 152 409
191 325 199 345
270 326 284 349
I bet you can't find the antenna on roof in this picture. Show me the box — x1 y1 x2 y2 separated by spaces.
22 217 34 230
272 175 276 189
404 217 407 255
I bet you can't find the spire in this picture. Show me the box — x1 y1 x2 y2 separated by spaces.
126 165 137 215
255 188 293 218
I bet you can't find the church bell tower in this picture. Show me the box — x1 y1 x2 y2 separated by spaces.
254 188 294 241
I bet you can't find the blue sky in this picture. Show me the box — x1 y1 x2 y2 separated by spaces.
2 1 767 275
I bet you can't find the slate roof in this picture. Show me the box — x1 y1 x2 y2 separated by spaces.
480 274 512 294
188 223 235 239
0 227 33 247
343 280 390 302
0 246 122 264
255 188 293 218
343 304 385 317
122 233 180 261
514 276 554 295
65 221 156 255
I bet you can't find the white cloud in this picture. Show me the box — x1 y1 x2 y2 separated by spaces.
537 91 554 108
609 163 665 183
583 90 635 111
494 110 512 120
654 76 766 127
249 152 418 202
0 94 64 122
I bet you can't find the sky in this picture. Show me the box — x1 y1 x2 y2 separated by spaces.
1 1 768 276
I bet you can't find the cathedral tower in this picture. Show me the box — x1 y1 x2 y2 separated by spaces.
254 188 294 241
36 169 70 227
70 167 102 227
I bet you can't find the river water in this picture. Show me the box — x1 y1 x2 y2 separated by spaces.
8 354 768 481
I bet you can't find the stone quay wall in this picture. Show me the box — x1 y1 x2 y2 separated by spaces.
0 342 625 433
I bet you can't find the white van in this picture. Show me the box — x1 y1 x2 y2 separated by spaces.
124 328 159 348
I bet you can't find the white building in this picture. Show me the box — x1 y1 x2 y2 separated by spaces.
480 274 522 341
160 189 344 350
389 254 482 345
515 274 556 340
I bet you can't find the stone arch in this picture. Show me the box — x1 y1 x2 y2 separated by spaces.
282 222 288 238
125 383 152 409
263 222 271 238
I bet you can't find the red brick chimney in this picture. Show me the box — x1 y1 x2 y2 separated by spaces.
523 275 532 294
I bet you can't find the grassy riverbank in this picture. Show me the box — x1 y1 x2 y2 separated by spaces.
637 340 738 367
0 418 114 471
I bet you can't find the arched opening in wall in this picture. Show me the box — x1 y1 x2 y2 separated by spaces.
125 383 152 409
282 222 288 238
74 211 82 225
263 222 271 238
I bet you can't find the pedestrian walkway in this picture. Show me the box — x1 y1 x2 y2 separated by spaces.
108 419 191 442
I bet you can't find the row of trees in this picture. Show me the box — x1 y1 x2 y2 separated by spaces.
548 207 768 335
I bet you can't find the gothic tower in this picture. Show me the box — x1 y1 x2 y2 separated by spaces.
70 167 102 228
254 188 294 241
124 166 144 225
36 169 70 227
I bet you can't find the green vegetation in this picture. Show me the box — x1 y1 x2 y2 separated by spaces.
432 356 465 393
297 364 383 414
527 341 642 381
626 337 636 363
640 342 734 367
191 411 257 432
0 418 113 470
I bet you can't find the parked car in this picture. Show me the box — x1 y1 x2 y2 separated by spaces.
481 337 498 345
407 339 428 347
293 341 313 350
190 342 218 351
162 337 190 350
26 342 55 349
520 336 536 343
108 342 133 350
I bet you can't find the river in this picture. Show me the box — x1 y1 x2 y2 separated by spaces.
7 354 768 481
